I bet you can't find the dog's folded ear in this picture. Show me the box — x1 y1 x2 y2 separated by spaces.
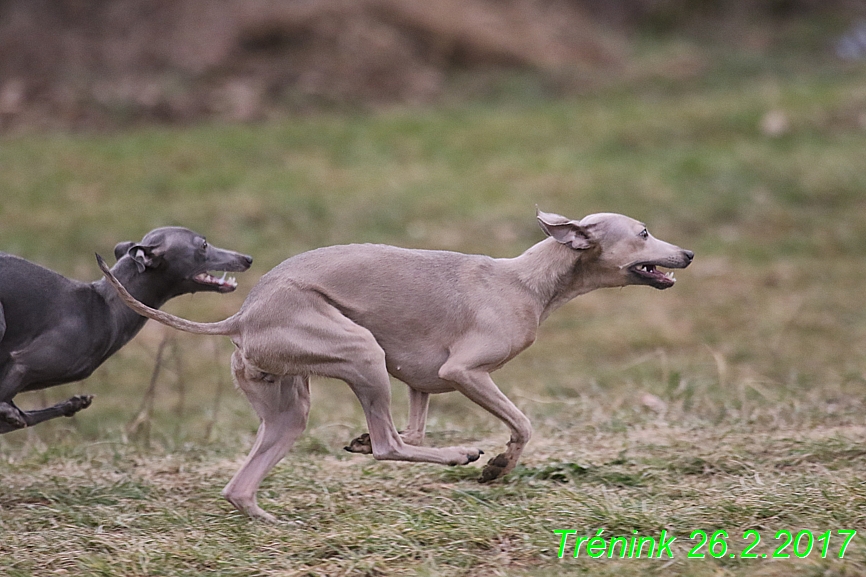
124 244 162 273
113 241 135 262
536 208 594 250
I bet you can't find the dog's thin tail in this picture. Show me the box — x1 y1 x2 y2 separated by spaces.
96 254 239 336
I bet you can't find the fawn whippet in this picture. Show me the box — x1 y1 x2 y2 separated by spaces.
97 210 692 521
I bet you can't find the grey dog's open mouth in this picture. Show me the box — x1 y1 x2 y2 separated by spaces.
193 271 239 292
629 262 677 289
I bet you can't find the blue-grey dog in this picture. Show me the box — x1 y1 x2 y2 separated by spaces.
0 227 251 433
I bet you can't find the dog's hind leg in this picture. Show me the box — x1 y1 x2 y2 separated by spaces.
0 358 28 430
221 351 311 522
0 301 6 345
344 387 430 454
0 346 94 433
0 403 26 433
0 396 94 434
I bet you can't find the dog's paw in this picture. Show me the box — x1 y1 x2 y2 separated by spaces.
478 453 510 483
223 492 279 523
63 395 94 417
344 432 373 454
446 447 483 466
465 448 483 464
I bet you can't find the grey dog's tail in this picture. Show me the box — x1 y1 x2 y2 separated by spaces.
96 254 239 336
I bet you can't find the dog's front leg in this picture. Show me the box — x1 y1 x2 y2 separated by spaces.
437 360 532 482
401 388 430 446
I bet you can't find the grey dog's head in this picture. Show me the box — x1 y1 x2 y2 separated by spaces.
113 226 253 295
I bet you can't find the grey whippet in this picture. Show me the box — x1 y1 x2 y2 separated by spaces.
98 210 693 521
0 227 252 433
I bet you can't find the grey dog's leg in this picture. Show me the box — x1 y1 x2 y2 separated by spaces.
0 401 27 431
22 395 94 425
0 396 93 434
0 356 28 431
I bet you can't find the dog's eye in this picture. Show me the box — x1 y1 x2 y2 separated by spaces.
201 240 208 250
639 228 649 239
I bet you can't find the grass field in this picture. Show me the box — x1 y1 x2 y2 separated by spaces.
2 31 866 576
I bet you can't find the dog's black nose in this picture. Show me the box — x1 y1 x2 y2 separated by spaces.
683 250 694 263
243 255 254 267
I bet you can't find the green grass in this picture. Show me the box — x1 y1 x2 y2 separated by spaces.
3 34 866 576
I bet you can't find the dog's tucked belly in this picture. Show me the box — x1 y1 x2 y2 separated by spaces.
384 354 456 394
388 369 456 394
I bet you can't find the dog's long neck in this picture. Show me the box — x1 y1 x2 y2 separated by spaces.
506 238 599 323
91 258 176 353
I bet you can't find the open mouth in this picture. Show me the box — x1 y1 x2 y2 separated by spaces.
192 271 239 292
629 262 677 289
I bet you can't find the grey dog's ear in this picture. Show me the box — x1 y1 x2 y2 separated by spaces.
536 208 594 250
124 243 161 273
113 241 135 262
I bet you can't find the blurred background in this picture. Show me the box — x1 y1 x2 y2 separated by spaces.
0 0 863 128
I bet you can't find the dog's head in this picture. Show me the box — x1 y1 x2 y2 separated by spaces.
114 227 252 294
537 209 693 290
